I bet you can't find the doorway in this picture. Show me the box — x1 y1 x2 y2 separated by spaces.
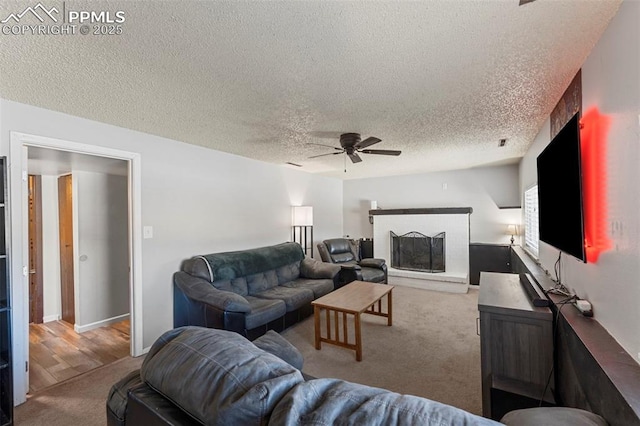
26 159 132 393
10 132 144 405
57 174 75 325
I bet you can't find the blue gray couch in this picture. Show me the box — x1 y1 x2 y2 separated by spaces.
107 326 501 426
173 242 341 340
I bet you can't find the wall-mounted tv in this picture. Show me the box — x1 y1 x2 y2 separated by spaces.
537 112 586 262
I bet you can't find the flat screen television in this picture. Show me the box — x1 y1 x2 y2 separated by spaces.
536 112 586 262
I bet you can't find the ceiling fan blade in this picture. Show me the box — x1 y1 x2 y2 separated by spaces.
308 142 342 151
348 152 363 163
360 149 401 156
518 0 536 5
355 137 382 149
309 151 343 159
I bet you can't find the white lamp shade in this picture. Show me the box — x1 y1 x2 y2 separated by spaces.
292 206 313 226
506 224 520 236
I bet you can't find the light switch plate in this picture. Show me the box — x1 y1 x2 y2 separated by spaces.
143 226 153 239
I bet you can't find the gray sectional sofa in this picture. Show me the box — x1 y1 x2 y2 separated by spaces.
107 326 501 426
173 242 341 340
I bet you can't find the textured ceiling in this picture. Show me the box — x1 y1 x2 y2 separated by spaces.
0 0 622 179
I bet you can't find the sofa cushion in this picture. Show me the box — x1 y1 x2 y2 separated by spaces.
325 238 352 255
269 378 501 426
198 242 305 281
332 252 356 263
141 327 304 426
282 278 333 298
253 286 314 312
244 296 287 330
276 262 301 284
247 270 280 295
210 277 248 297
501 407 608 426
253 330 304 370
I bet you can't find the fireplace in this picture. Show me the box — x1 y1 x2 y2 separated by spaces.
390 231 445 273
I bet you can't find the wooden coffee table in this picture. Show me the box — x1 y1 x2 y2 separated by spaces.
312 280 394 361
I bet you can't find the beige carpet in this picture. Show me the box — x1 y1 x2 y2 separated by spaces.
15 355 144 426
281 285 482 415
15 285 481 424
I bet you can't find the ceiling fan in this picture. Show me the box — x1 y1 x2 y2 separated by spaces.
308 133 401 164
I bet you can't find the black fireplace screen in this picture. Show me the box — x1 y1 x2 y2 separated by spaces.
390 231 445 273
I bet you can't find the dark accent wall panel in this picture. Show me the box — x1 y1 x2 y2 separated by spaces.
511 246 640 426
469 243 511 285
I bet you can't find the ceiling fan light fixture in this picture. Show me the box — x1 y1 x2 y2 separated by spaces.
307 132 401 165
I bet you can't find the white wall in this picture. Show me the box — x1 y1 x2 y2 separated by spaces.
520 0 640 362
41 175 61 323
0 99 344 354
344 164 522 244
74 171 130 331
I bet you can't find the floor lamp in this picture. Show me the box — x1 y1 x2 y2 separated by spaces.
292 206 313 257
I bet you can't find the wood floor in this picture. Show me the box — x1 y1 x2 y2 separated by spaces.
28 319 130 394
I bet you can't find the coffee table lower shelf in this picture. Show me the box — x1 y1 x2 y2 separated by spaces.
312 280 393 361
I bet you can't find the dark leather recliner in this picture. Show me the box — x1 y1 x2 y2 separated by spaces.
317 238 387 285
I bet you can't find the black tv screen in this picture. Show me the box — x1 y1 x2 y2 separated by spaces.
536 112 586 262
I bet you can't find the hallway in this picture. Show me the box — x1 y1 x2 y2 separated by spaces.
28 320 129 393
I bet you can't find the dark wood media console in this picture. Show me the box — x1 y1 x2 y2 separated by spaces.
478 272 555 420
510 246 640 426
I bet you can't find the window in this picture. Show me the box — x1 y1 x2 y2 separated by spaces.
524 185 539 257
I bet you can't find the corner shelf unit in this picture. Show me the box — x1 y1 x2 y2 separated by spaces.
0 157 13 426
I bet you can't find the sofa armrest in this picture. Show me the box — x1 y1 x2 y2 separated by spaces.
340 263 361 271
300 257 341 279
254 330 304 370
359 258 386 269
337 264 363 287
107 370 143 426
127 383 202 426
174 272 251 313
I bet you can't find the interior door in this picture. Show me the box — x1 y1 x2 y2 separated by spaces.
58 174 75 325
28 175 44 324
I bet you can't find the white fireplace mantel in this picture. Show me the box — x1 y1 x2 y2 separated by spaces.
372 208 471 293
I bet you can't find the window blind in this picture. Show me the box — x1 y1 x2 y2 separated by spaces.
524 185 539 257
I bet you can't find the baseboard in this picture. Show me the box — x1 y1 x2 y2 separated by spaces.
389 276 469 294
388 267 469 293
43 314 60 323
74 313 130 333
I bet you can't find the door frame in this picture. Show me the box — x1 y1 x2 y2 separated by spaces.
27 174 44 324
10 131 144 405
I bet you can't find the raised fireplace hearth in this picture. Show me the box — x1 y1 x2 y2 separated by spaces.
390 231 445 273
